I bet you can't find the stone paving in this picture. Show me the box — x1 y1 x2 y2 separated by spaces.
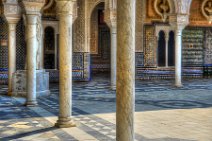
0 78 212 141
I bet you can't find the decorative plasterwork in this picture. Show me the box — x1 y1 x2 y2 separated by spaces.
201 0 212 23
154 0 171 22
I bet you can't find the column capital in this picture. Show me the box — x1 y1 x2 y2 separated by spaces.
2 0 21 24
22 0 45 15
56 0 77 18
169 14 189 30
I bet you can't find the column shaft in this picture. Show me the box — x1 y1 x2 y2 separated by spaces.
25 15 38 106
8 23 17 96
110 27 117 89
117 0 136 140
55 13 75 128
175 28 183 87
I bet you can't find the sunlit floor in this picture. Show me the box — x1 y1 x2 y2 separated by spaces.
0 78 212 141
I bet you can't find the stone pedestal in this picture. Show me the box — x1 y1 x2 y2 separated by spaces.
12 70 50 97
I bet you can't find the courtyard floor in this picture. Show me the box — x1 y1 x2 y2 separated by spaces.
0 78 212 141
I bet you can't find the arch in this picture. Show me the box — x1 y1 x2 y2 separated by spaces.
86 0 105 53
88 0 105 20
158 30 166 67
89 2 111 76
89 2 105 54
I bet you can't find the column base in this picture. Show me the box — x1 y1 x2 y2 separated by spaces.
8 91 13 96
55 117 76 128
24 100 38 107
111 85 116 91
175 84 183 88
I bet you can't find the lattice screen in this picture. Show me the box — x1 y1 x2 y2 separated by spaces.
0 16 26 71
0 16 8 71
16 18 26 70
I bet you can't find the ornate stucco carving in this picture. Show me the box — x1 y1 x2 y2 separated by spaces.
189 0 211 26
201 0 212 23
154 0 171 22
146 0 175 23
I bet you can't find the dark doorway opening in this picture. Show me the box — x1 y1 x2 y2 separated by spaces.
158 31 166 67
168 31 175 66
44 26 55 69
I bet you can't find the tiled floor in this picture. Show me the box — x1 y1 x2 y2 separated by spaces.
0 78 212 141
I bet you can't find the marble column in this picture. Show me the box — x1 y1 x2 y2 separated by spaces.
2 0 21 96
117 0 135 140
55 0 76 128
7 23 17 96
25 15 38 106
110 26 117 90
175 27 183 87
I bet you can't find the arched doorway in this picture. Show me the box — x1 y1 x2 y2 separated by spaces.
44 26 55 69
90 3 111 78
168 31 175 66
158 30 166 67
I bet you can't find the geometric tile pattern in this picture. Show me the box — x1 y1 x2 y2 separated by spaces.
0 78 212 141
